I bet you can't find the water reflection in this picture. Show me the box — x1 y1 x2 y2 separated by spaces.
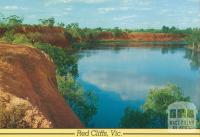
184 49 200 70
77 45 200 127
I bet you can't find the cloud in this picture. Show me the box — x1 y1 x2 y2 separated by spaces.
2 5 28 11
81 71 160 101
120 0 152 11
4 5 18 10
187 0 199 2
119 6 132 11
121 0 151 6
44 0 107 6
113 15 136 21
97 7 115 14
135 7 152 11
65 7 72 11
27 14 37 19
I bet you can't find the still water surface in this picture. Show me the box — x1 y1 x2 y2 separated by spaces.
77 45 200 128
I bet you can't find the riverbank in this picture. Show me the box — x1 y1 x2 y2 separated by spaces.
97 32 185 42
96 40 187 47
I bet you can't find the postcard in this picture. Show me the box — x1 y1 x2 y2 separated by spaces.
0 0 199 136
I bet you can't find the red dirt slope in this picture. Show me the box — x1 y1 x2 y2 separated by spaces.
0 43 83 128
15 26 70 48
97 32 185 42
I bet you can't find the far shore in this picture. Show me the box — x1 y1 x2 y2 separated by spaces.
95 40 188 48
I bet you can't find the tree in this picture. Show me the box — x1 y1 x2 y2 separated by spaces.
57 74 98 126
57 22 65 28
170 26 178 33
3 15 23 28
142 84 190 128
33 43 78 76
65 23 83 42
187 28 200 49
38 17 55 27
162 25 170 33
112 27 123 37
120 84 190 128
119 107 150 128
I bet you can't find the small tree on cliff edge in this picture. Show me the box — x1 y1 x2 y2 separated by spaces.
3 15 23 28
38 17 55 27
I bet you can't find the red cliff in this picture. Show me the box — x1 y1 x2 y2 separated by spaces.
0 43 83 128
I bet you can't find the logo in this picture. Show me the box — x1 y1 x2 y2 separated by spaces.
166 101 198 129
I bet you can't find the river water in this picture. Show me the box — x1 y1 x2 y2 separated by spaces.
77 44 200 128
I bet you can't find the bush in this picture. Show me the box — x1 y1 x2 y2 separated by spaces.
1 30 15 42
57 74 98 126
13 34 31 44
1 31 31 44
26 32 41 44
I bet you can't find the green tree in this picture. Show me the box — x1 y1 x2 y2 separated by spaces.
120 84 190 128
119 107 150 128
112 27 123 37
187 28 200 49
33 43 78 76
57 22 65 28
162 26 170 33
39 17 55 27
142 84 190 128
65 23 83 42
3 15 23 28
57 74 98 126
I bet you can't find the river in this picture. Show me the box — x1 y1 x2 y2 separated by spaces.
77 44 200 128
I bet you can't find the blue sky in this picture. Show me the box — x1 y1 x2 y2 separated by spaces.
0 0 200 28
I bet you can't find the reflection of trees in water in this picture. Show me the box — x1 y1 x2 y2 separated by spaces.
161 45 184 54
184 49 200 70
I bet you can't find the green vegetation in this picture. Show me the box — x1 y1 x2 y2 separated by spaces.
0 15 23 29
184 29 200 70
57 74 97 126
187 28 200 50
33 43 97 126
120 84 190 128
33 43 78 76
39 17 55 27
119 107 150 128
185 48 200 70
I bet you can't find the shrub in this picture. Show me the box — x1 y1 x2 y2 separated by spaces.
1 30 15 42
13 33 31 44
26 32 41 44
